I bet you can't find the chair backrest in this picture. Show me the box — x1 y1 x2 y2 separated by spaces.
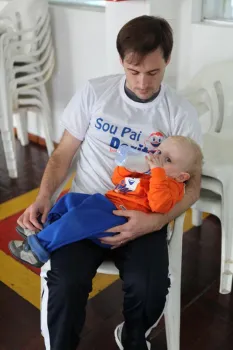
0 2 54 109
182 87 215 134
182 61 233 133
181 81 224 135
0 0 49 55
213 80 224 132
0 0 48 32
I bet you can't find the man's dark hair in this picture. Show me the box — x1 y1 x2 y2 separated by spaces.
116 15 173 64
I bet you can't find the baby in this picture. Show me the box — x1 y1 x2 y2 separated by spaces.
9 135 203 267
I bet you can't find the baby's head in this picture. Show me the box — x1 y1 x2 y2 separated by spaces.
156 136 203 182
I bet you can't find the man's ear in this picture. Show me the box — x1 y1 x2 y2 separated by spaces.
176 172 190 183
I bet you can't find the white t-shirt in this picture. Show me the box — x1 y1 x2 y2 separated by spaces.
60 74 202 195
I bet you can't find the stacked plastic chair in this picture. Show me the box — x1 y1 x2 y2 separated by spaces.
182 61 233 294
0 0 55 178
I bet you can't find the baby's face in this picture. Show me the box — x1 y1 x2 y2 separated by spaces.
156 138 190 181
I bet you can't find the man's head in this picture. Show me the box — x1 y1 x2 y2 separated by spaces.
117 15 173 100
156 136 203 183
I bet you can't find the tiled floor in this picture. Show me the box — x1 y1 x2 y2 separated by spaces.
0 135 48 204
1 137 233 350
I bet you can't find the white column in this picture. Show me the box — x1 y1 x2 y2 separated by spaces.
149 0 193 91
149 0 177 19
148 0 178 88
175 0 193 90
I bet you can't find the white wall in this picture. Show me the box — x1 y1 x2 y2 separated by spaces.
191 22 233 78
27 5 106 143
149 0 233 89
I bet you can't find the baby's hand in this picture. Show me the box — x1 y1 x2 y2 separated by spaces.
146 153 164 170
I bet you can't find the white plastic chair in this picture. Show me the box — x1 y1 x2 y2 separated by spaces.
182 79 224 135
0 0 54 178
181 61 233 294
194 132 233 295
186 61 233 132
0 0 48 40
37 157 186 350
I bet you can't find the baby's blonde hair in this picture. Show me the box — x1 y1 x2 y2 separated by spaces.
168 135 203 176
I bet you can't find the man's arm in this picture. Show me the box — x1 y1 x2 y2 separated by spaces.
38 130 82 199
100 170 201 247
17 130 82 230
161 170 201 225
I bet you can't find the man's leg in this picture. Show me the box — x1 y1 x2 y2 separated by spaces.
41 239 107 350
112 226 170 350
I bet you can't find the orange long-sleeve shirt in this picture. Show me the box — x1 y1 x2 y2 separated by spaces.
105 166 184 214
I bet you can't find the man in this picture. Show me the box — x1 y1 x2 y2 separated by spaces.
18 16 202 350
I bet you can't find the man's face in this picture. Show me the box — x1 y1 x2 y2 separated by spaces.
121 48 170 100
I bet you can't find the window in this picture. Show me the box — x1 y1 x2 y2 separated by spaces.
203 0 233 21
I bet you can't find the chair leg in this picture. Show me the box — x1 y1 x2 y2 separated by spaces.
164 276 181 350
219 222 233 294
40 107 54 156
192 208 203 226
39 86 54 156
2 130 18 178
164 214 184 350
14 110 29 146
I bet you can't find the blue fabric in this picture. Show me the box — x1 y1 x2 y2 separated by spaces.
30 193 127 258
45 193 91 225
27 235 50 263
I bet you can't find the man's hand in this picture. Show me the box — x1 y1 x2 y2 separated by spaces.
17 196 52 231
100 210 167 248
146 152 163 170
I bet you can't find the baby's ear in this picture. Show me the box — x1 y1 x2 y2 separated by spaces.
177 172 190 183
